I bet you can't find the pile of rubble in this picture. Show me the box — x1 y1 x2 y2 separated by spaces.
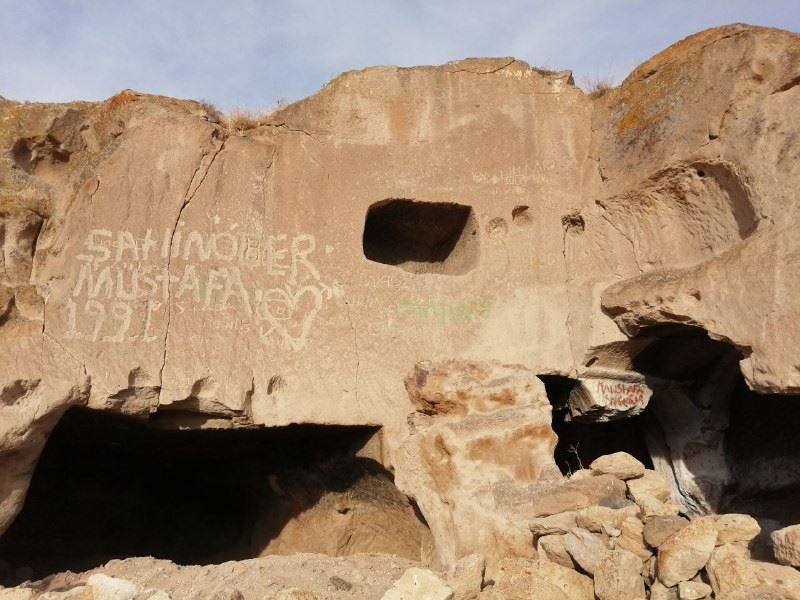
388 451 800 599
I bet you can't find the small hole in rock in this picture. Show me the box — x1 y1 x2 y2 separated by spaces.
362 198 479 275
512 205 532 226
561 211 585 233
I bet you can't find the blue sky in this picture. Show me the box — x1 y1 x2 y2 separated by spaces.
1 1 799 111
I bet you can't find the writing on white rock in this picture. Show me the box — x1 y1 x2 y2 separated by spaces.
61 227 341 351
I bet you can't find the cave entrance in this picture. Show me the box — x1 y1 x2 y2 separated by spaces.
628 324 800 527
0 408 431 585
362 198 479 274
543 323 800 530
540 375 654 475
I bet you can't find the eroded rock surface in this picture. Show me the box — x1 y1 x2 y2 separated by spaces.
1 22 800 599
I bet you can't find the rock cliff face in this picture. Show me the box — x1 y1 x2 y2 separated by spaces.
2 22 800 598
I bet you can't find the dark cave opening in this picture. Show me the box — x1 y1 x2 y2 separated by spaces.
362 198 478 274
627 324 800 526
723 380 800 524
540 375 654 476
0 408 431 585
630 323 734 384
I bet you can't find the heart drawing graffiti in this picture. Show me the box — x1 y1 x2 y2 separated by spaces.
256 284 324 351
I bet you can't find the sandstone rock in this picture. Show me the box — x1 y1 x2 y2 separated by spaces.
530 560 594 600
593 548 645 600
527 474 628 518
86 574 140 600
678 580 711 600
771 524 800 567
642 387 732 516
567 469 595 481
627 470 675 503
575 503 639 535
657 518 718 586
405 361 549 416
615 516 653 561
0 590 35 600
720 586 800 600
251 458 432 562
447 554 485 600
381 568 453 600
486 559 593 600
650 580 680 600
590 452 646 480
563 528 609 574
644 515 690 548
569 378 651 422
396 361 560 567
706 543 800 599
536 535 576 569
627 470 681 517
711 513 761 546
529 512 579 537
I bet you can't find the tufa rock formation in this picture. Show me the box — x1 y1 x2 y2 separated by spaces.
1 22 800 599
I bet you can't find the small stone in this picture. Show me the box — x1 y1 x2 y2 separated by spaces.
576 504 639 536
593 548 645 600
590 452 646 480
487 559 593 600
678 580 712 599
710 513 761 545
644 515 690 548
615 517 653 561
531 560 594 600
537 534 577 569
657 518 718 587
381 568 453 600
650 580 679 600
529 474 627 517
563 528 609 574
706 543 800 598
627 470 673 502
530 511 578 537
771 524 800 567
627 471 680 517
